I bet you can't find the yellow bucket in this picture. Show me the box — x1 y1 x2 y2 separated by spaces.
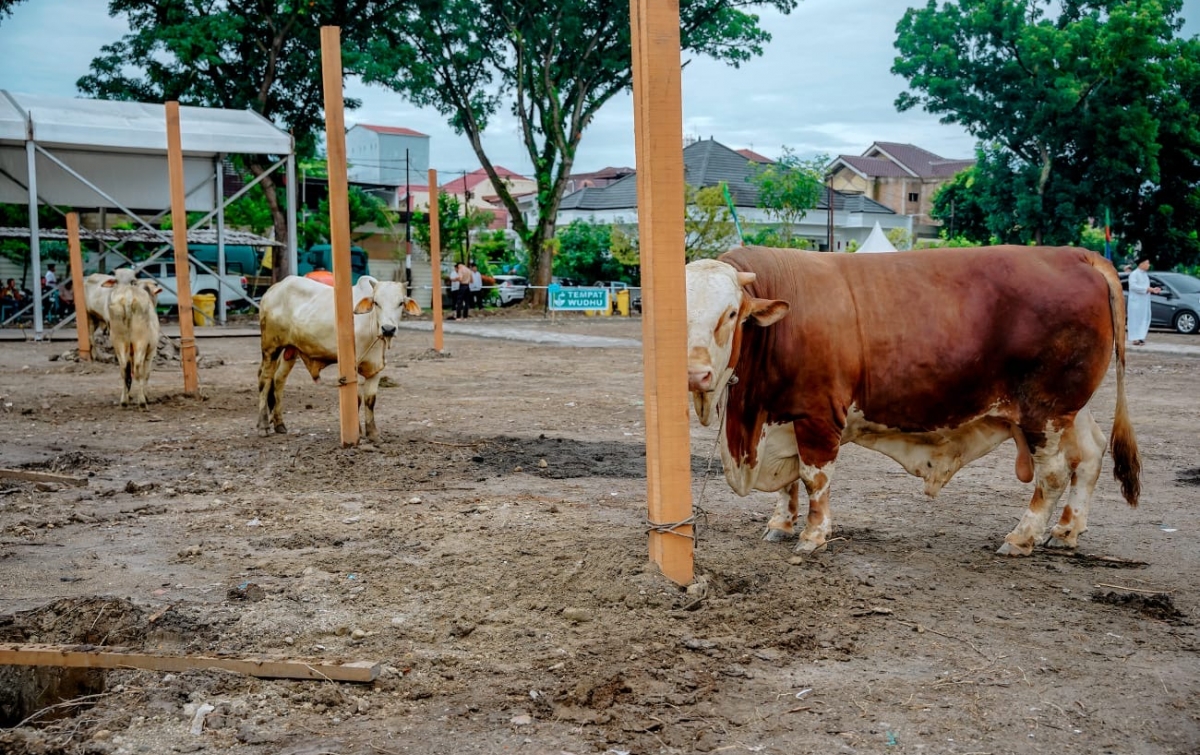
616 289 630 317
192 293 217 326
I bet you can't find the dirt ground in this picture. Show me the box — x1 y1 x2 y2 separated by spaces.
0 312 1197 755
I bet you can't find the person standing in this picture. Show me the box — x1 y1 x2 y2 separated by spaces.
1127 258 1161 346
469 263 483 311
43 263 60 319
454 261 472 319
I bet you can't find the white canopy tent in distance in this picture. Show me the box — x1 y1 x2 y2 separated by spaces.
0 91 298 338
857 221 898 254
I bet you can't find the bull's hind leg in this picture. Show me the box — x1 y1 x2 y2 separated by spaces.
763 482 800 542
269 354 296 434
998 421 1075 556
1047 409 1106 549
116 348 133 407
256 349 281 436
130 341 154 409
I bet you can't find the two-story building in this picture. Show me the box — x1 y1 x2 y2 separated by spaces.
826 142 973 240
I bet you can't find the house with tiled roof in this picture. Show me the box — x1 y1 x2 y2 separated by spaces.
827 142 974 238
543 138 906 251
439 166 536 231
736 148 773 164
565 166 635 193
346 123 430 187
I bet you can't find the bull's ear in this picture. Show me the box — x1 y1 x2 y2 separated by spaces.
403 298 423 315
736 271 756 288
101 279 117 288
353 296 374 314
748 297 788 326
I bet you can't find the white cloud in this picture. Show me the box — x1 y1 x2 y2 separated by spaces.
2 0 1197 176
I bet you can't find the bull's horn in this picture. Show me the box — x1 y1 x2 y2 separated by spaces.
736 271 756 287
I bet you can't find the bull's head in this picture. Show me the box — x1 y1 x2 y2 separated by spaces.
353 277 421 343
685 259 788 426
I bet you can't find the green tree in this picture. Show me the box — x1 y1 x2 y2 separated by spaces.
0 0 28 21
299 186 395 250
685 184 740 260
78 0 407 280
894 0 1197 257
554 220 626 283
748 147 828 245
360 0 799 304
929 165 991 244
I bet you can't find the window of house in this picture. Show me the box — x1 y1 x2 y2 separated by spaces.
908 192 919 203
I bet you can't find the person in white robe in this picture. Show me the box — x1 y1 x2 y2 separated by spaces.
1127 258 1161 345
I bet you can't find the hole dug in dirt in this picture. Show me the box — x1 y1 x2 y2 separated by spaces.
0 597 146 729
1091 590 1190 625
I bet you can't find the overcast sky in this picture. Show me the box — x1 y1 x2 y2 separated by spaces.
1 0 1198 177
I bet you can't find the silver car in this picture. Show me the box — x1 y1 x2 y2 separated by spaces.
1119 271 1200 334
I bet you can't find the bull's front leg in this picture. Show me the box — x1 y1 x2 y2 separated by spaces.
792 422 841 554
359 369 383 443
763 482 800 542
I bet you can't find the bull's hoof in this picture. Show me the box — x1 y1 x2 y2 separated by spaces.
274 424 288 435
996 539 1034 557
793 538 827 554
762 526 794 543
257 427 271 437
1047 524 1083 549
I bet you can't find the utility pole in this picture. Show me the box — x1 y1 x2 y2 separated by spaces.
405 148 412 291
826 174 834 252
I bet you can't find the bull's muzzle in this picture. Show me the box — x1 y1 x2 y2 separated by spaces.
687 367 714 392
381 325 397 338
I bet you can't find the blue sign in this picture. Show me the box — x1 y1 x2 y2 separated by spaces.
548 285 610 311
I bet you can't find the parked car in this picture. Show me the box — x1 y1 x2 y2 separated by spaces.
493 275 528 306
134 260 250 310
551 276 580 287
1119 271 1200 334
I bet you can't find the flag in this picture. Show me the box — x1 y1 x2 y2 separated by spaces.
722 183 744 246
1103 208 1112 260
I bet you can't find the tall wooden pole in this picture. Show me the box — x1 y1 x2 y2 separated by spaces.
429 168 444 353
631 0 693 584
320 26 360 447
66 212 90 361
165 101 199 395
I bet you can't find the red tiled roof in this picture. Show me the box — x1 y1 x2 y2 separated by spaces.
356 124 428 137
440 166 530 194
737 148 773 164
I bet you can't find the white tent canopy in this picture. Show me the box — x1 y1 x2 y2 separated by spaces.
857 221 898 253
0 90 299 336
0 91 293 211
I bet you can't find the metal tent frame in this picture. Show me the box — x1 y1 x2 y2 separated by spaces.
0 91 298 338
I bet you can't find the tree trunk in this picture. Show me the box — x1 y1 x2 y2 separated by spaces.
248 162 289 282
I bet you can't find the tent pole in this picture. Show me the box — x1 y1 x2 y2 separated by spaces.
286 152 298 277
217 154 227 324
26 140 45 340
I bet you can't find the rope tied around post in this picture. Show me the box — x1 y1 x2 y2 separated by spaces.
646 514 697 540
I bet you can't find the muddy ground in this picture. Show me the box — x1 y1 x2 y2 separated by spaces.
0 313 1197 755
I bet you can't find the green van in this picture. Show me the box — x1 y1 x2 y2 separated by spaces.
188 244 264 276
298 244 371 284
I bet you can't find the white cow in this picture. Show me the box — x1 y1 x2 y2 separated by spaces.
83 272 117 338
256 275 421 442
103 269 163 408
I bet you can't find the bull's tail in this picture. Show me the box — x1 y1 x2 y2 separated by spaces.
1094 256 1140 506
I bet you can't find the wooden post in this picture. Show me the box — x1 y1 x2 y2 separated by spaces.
429 169 444 352
631 0 693 585
165 102 199 395
66 212 90 361
320 26 360 448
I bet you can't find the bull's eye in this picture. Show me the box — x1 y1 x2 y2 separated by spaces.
728 311 736 320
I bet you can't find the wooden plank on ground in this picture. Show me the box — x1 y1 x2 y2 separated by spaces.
0 643 380 683
0 469 88 487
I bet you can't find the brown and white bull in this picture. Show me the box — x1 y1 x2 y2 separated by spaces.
686 245 1141 556
103 269 163 409
256 275 421 442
